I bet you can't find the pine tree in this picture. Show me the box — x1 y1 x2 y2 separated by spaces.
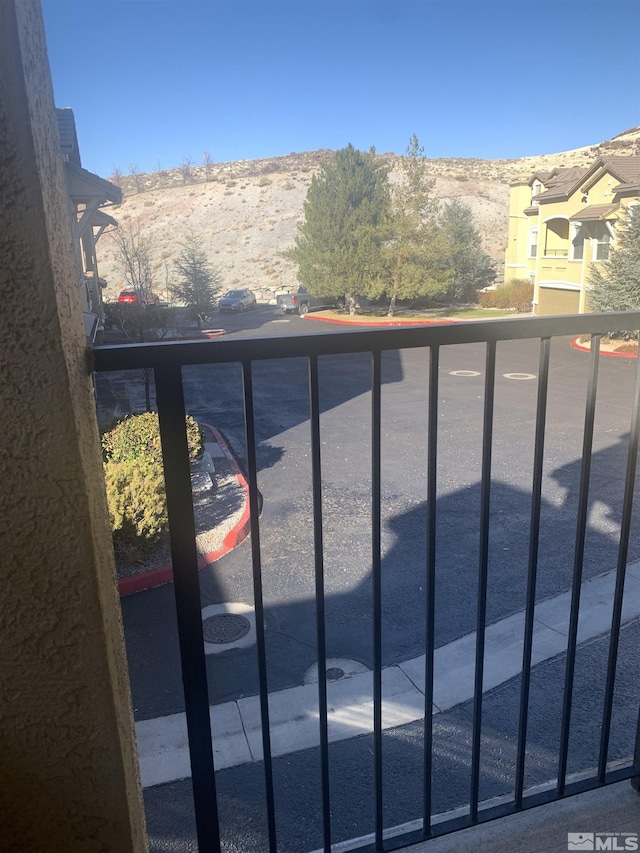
441 199 495 303
171 231 220 327
372 134 455 316
285 144 388 313
588 206 640 334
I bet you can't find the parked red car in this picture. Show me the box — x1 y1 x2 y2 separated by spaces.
117 289 159 306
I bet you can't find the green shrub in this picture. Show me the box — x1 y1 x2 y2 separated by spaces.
102 411 203 464
479 279 533 313
105 457 167 544
102 413 203 555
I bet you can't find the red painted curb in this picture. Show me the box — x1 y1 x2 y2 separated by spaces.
571 337 637 359
303 313 458 327
117 423 250 596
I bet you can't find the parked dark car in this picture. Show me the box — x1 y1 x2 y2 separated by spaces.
276 287 339 315
218 289 257 313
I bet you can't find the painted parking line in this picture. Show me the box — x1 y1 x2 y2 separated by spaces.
136 561 640 788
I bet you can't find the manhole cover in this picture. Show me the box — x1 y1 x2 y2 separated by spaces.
503 372 536 381
202 613 251 644
325 667 345 681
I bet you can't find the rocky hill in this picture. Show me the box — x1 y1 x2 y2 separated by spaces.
96 126 640 304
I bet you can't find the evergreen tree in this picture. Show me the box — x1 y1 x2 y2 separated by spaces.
441 199 495 302
588 206 640 335
285 144 388 313
371 134 455 316
171 231 220 327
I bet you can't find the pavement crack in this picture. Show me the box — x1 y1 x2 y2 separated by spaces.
236 701 258 762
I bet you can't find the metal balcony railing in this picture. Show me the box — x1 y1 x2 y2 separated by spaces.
94 312 640 853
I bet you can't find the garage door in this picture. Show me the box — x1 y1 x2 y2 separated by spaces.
535 287 580 316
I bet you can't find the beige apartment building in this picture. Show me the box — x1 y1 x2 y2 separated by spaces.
504 155 640 315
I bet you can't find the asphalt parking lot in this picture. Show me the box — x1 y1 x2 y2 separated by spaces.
96 306 640 851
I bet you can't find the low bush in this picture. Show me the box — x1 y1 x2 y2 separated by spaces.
102 411 202 464
102 413 203 557
105 457 167 544
479 279 533 313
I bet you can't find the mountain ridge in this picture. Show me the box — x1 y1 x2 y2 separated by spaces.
96 126 639 302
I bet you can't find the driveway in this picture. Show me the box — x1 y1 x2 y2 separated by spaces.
97 307 640 718
100 307 640 850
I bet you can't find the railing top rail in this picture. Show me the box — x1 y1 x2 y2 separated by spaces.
93 311 640 372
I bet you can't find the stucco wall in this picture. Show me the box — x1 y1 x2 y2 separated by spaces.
0 2 146 849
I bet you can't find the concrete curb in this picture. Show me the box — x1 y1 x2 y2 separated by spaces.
104 329 226 345
117 423 250 597
136 561 640 788
571 336 637 359
303 312 459 327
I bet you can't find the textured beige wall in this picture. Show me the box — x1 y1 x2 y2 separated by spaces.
0 2 147 849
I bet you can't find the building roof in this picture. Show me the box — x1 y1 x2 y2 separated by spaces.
522 156 640 206
64 161 122 205
531 170 555 184
569 204 619 221
55 108 81 167
599 156 640 184
533 167 590 202
580 155 640 193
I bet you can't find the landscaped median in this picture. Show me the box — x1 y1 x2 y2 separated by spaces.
116 424 250 596
302 307 524 327
572 336 638 358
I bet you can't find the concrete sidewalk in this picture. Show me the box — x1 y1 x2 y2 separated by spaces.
326 780 640 853
136 559 640 789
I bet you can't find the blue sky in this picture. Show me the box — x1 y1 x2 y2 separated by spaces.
41 0 640 178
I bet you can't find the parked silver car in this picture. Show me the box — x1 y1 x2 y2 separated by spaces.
218 289 257 313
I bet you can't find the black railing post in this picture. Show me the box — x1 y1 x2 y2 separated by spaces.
371 350 383 852
309 354 332 852
470 340 497 822
154 362 220 853
241 360 278 852
557 335 600 796
515 337 551 808
599 334 640 784
631 703 640 794
423 345 439 835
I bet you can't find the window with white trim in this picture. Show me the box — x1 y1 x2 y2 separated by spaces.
593 223 611 261
531 180 543 204
528 228 538 258
571 223 585 261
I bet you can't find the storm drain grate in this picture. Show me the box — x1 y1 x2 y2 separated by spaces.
202 613 251 644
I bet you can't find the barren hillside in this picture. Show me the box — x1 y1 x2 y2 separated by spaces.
96 126 639 302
